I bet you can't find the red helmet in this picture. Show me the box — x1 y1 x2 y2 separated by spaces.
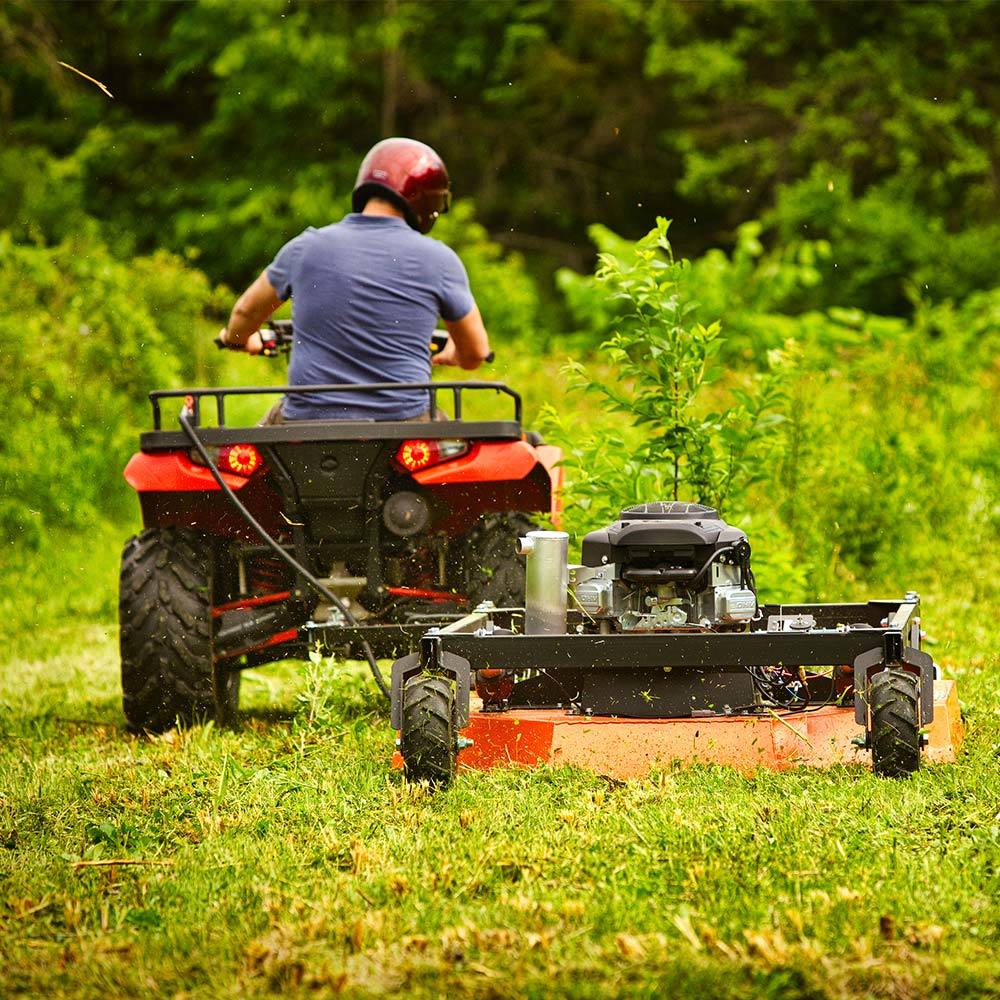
352 137 451 234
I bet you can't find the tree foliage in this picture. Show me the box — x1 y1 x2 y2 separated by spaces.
2 0 998 313
1 0 998 604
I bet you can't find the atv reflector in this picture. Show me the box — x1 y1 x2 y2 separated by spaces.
395 439 468 472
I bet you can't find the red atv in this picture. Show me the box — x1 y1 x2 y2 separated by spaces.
119 321 561 731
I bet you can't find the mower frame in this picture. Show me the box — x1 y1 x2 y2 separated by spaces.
371 595 936 775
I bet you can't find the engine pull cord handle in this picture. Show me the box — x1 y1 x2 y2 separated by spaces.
177 402 390 701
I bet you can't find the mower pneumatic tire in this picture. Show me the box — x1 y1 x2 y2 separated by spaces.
119 528 240 733
869 667 921 778
459 512 538 608
400 675 457 786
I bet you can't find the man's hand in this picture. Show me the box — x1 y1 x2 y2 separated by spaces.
218 271 284 352
216 328 265 355
431 337 459 366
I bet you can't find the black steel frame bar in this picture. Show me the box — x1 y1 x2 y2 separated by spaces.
306 601 918 672
307 627 914 676
425 630 899 672
140 419 523 450
755 600 917 628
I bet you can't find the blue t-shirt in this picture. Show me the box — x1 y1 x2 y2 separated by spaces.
266 214 473 420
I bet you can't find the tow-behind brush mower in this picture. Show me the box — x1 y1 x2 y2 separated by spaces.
384 502 964 784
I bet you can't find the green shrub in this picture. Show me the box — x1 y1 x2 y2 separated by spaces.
547 218 1000 603
0 235 227 545
544 218 795 546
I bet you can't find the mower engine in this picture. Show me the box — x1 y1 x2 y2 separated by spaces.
572 502 757 630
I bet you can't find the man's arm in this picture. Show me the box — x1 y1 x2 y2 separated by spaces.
433 301 491 370
218 270 284 354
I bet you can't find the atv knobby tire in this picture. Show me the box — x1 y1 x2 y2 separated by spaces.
119 528 239 732
457 512 538 608
400 675 456 785
869 667 921 778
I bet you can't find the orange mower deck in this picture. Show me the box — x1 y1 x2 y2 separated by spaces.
394 680 963 779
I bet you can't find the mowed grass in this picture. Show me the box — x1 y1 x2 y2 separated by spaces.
1 578 998 999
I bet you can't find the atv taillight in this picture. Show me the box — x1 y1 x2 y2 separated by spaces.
395 439 468 472
188 443 263 477
219 444 262 476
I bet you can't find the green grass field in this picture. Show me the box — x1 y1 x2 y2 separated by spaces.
1 566 997 998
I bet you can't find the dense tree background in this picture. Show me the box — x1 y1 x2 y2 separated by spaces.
1 0 998 581
3 0 999 312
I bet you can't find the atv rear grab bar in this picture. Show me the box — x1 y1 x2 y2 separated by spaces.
148 381 522 430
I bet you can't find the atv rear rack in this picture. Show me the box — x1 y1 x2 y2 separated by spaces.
147 380 523 430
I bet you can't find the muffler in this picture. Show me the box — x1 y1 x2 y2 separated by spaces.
516 530 569 635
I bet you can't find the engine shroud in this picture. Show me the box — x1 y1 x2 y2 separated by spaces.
575 501 757 630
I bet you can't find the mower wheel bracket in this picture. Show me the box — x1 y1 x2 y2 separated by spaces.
390 652 421 731
392 640 472 730
853 639 935 728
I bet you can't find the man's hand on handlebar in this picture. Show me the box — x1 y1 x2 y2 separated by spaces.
430 329 494 366
430 335 460 366
214 327 265 355
215 322 488 364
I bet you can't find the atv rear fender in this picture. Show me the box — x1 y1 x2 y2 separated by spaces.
124 450 252 493
413 440 563 532
125 450 286 541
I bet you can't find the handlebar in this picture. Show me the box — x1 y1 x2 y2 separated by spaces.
261 319 294 356
215 320 493 363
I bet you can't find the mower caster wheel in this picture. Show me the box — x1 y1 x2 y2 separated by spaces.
869 667 921 778
400 675 457 786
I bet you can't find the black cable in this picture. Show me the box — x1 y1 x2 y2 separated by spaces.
178 408 391 700
688 545 736 589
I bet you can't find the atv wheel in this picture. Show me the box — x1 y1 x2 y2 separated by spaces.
869 668 921 778
457 512 537 608
400 675 456 785
119 528 240 732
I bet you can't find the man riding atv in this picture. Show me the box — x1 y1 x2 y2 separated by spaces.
119 136 562 734
214 137 491 420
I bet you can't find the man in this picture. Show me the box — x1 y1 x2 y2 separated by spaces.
215 137 491 421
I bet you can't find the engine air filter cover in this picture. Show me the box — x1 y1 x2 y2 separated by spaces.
581 499 747 567
620 501 720 520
